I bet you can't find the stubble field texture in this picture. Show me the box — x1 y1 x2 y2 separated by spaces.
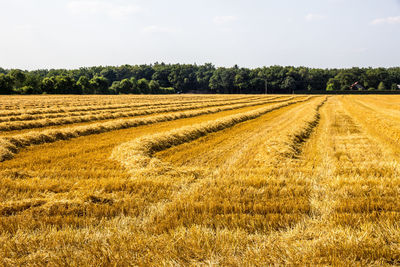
0 94 400 266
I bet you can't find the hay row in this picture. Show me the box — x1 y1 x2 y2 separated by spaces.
111 97 314 171
0 95 261 116
0 97 290 132
0 97 308 162
0 96 271 123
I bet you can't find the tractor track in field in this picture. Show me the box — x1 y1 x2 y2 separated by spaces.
272 96 400 265
111 97 325 233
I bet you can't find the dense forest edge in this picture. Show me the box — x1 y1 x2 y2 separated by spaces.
0 63 399 95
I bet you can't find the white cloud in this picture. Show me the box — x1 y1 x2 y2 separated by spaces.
67 1 141 20
213 16 237 24
305 13 326 21
371 16 400 25
142 25 180 34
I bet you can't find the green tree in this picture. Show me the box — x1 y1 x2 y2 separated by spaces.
152 64 172 88
24 73 42 94
196 63 215 90
168 65 197 93
335 71 357 90
365 68 389 89
129 77 140 94
161 87 176 94
41 77 56 94
149 80 160 93
54 75 76 94
0 74 15 94
100 68 117 84
378 82 386 91
326 78 341 91
132 65 155 81
116 65 135 80
1 64 400 95
9 69 26 89
308 69 330 91
137 78 149 94
118 79 134 94
234 69 251 94
15 86 35 95
257 65 288 94
89 76 110 94
249 77 265 94
209 73 222 93
110 81 121 94
77 76 92 94
281 76 296 93
209 68 236 94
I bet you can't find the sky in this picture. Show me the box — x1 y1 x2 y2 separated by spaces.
0 0 399 70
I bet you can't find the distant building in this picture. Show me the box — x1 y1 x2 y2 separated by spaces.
398 84 400 90
350 82 366 91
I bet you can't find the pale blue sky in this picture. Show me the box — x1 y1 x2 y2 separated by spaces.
0 0 399 70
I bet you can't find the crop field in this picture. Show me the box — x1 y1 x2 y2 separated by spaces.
0 94 400 265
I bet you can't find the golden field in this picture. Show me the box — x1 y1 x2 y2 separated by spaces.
0 94 400 266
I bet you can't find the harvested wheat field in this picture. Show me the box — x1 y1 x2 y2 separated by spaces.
1 94 400 266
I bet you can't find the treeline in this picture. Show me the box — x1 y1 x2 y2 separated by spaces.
0 63 399 95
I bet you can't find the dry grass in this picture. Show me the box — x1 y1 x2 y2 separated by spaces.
0 95 266 119
0 96 270 123
0 95 259 114
0 96 283 131
111 96 313 169
0 96 300 161
1 94 400 265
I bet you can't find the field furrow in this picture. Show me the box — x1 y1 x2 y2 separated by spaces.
342 96 400 156
274 97 400 265
129 97 326 235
